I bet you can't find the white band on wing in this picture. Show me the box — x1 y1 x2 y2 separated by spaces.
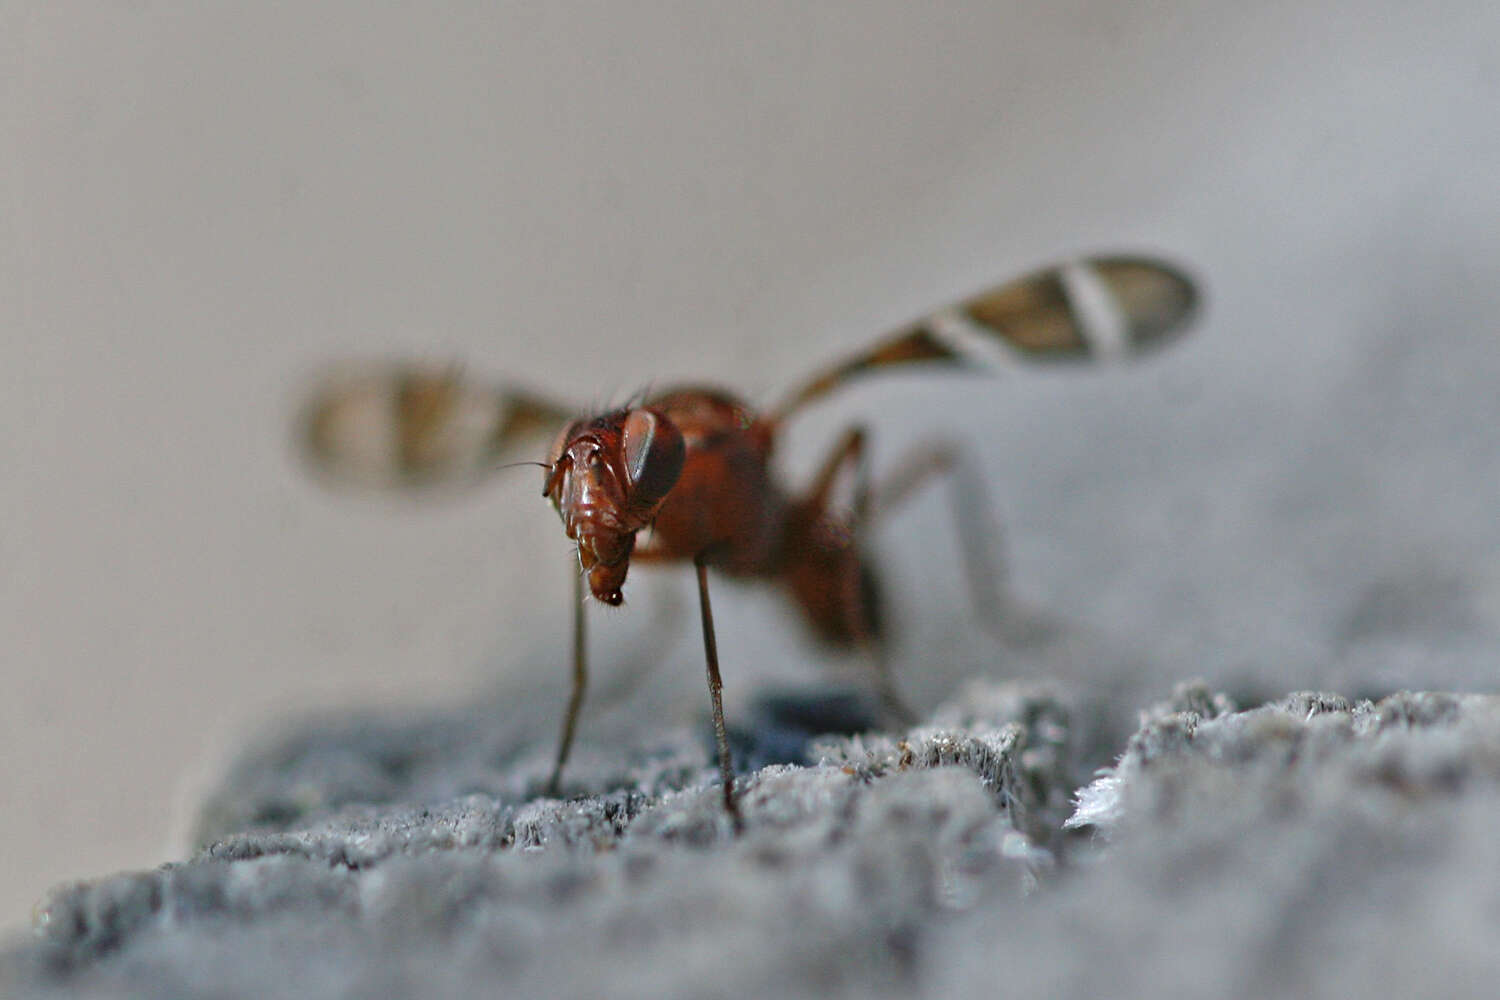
1058 259 1129 363
925 307 1025 372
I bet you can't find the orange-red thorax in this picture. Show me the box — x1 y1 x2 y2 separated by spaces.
639 389 782 574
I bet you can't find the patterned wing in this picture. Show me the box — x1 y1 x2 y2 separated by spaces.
298 362 573 490
774 254 1198 419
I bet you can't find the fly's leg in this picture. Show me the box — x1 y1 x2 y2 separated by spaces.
803 426 869 518
803 426 915 726
859 442 1013 640
694 553 744 830
547 567 588 796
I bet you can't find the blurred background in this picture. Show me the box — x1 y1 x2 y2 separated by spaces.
7 2 1500 930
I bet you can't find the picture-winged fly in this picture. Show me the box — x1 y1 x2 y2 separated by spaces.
300 254 1198 823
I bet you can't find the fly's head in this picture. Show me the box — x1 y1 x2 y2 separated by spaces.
543 407 686 605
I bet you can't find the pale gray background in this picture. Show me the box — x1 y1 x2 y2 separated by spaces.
6 1 1500 932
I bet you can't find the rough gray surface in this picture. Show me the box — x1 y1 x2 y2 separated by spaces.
6 678 1500 998
11 0 1500 945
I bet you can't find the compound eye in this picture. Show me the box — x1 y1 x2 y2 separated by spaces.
620 409 684 507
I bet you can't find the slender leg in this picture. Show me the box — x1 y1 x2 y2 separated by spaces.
800 428 1013 718
842 432 915 726
547 567 588 796
853 631 915 726
694 554 743 829
804 426 867 513
861 443 1010 634
799 425 916 724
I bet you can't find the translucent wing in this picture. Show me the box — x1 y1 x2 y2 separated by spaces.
774 254 1199 419
298 362 573 490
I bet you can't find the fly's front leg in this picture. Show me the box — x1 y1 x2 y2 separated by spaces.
547 567 588 796
694 552 743 830
630 538 742 826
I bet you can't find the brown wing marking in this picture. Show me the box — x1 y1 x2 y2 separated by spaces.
299 362 573 490
773 254 1198 419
